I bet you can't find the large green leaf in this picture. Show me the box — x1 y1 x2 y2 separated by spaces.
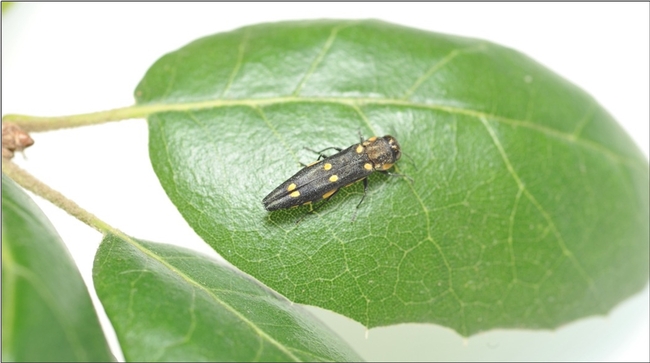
93 234 362 362
1 174 113 362
137 20 649 336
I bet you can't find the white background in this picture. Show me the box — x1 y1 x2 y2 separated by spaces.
2 3 648 361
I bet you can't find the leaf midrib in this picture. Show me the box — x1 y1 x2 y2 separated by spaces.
107 234 314 362
135 96 643 170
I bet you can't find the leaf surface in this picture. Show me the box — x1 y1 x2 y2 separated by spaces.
93 234 362 362
138 20 649 335
1 174 113 362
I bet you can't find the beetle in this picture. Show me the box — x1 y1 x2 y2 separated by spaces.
263 135 402 211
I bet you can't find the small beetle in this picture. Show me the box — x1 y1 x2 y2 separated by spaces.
263 135 402 211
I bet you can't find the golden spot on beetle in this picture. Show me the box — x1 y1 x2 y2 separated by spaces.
287 183 297 192
382 163 394 170
368 136 377 142
364 163 373 171
356 145 364 153
329 175 339 182
324 163 332 170
290 191 300 198
322 189 337 199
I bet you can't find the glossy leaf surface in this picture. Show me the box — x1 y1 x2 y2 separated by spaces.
93 234 362 362
138 20 649 335
1 174 113 362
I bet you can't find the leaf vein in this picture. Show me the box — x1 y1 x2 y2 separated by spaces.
331 230 371 326
401 44 487 100
291 22 357 96
571 102 596 139
160 52 180 100
479 117 597 293
120 237 304 362
252 105 300 164
349 103 376 136
220 28 251 98
507 188 524 283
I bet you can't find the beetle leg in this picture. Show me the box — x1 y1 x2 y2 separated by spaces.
379 170 414 183
304 146 343 161
356 178 369 208
295 189 341 224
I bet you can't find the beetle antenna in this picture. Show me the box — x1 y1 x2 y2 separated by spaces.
401 151 417 171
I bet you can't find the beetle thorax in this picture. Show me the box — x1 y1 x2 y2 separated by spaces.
365 136 401 170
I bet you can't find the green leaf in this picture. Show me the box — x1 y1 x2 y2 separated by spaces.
1 174 113 362
137 20 649 336
93 234 362 362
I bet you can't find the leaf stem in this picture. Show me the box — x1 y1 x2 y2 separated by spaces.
2 105 158 133
2 97 392 133
1 160 125 238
